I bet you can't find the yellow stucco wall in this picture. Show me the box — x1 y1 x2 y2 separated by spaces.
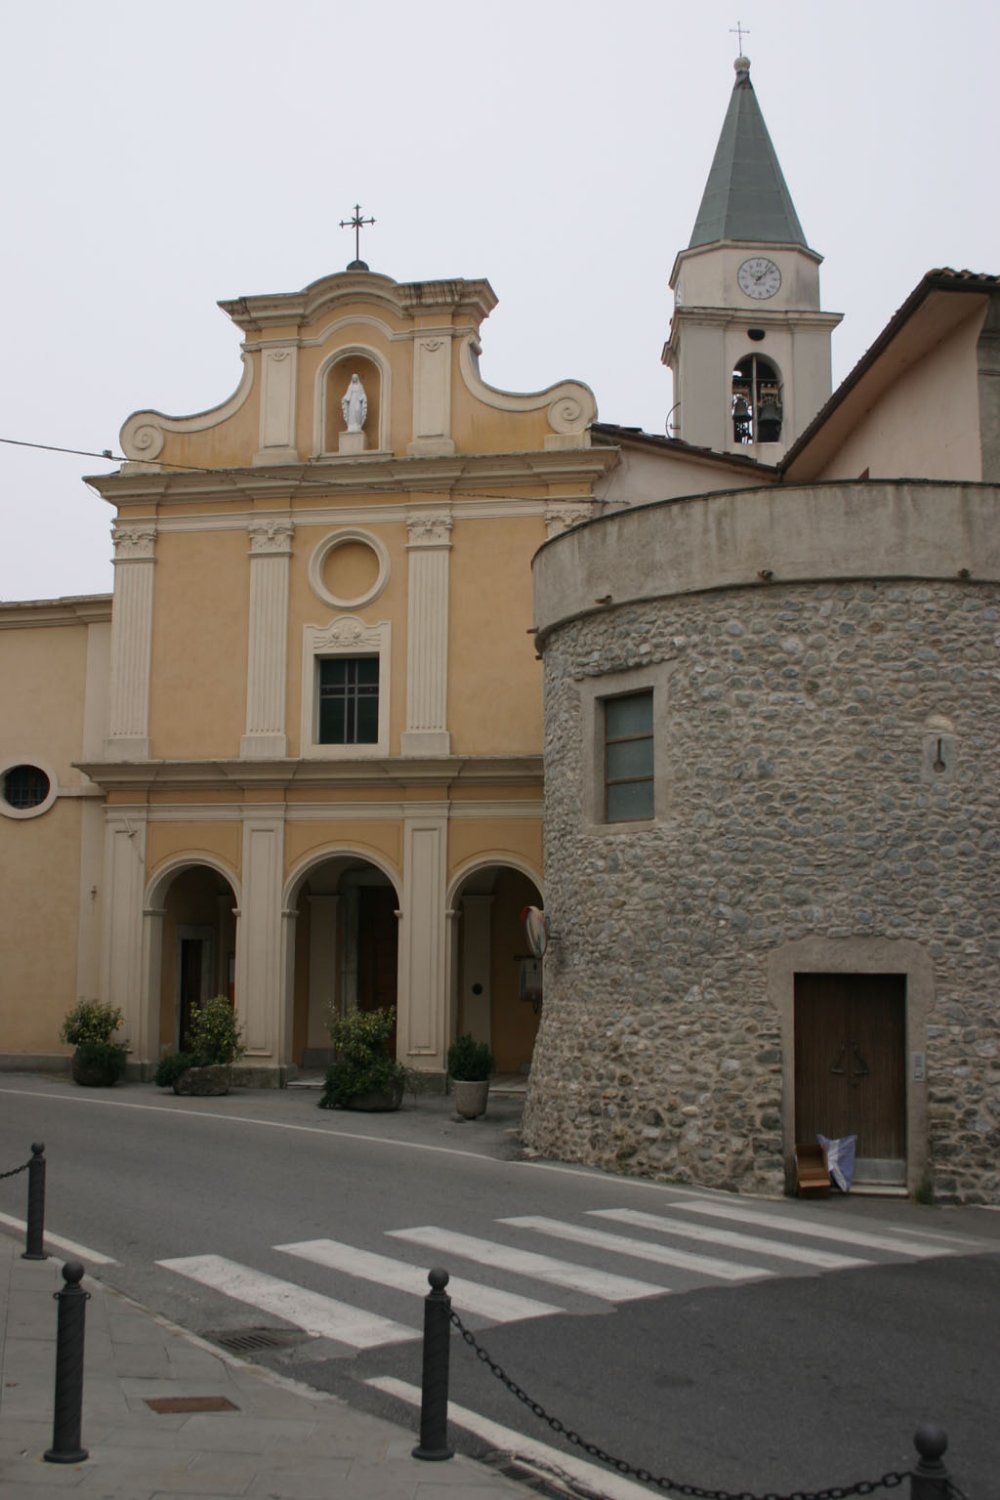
0 802 83 1053
0 619 96 1054
449 515 545 754
148 528 251 758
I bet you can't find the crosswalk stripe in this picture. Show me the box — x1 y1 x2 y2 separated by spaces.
590 1208 868 1270
667 1199 968 1258
502 1215 773 1282
387 1226 668 1302
368 1375 658 1500
157 1254 418 1349
276 1238 564 1323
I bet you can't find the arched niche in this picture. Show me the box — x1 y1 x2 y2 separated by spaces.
323 351 385 454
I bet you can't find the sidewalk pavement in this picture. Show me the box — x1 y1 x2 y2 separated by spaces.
0 1229 533 1500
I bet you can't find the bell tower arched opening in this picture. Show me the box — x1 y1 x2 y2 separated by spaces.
732 353 783 445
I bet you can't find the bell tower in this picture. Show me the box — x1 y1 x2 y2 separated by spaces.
663 55 841 459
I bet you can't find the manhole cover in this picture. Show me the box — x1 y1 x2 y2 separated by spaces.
205 1327 311 1354
145 1395 239 1414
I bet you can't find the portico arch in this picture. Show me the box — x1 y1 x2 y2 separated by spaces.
449 857 544 1076
144 857 240 1065
286 848 402 1070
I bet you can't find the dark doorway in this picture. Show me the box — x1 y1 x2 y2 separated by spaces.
178 938 206 1049
794 973 906 1177
357 885 398 1046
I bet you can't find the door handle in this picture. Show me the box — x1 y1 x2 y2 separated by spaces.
830 1044 847 1076
850 1041 870 1087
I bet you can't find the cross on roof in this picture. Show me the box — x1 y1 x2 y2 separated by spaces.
340 204 375 270
730 19 750 52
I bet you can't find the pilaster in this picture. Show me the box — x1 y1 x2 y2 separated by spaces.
399 808 449 1066
254 345 299 465
409 335 456 456
236 809 286 1060
402 514 452 757
105 524 156 760
101 810 149 1059
241 521 293 759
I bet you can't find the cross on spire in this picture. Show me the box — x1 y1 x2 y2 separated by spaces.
730 19 750 52
340 203 375 270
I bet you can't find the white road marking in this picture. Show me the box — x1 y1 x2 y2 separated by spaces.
667 1199 971 1257
276 1238 563 1323
157 1254 418 1349
368 1375 660 1500
0 1211 117 1264
590 1208 868 1270
387 1226 668 1302
501 1215 773 1282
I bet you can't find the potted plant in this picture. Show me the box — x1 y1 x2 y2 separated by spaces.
447 1033 495 1120
318 1006 407 1111
154 995 244 1096
61 1001 128 1087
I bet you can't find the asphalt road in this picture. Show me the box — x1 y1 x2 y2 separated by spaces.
1 1075 998 1499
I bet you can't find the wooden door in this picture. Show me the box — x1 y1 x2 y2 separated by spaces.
357 886 398 1047
794 973 906 1163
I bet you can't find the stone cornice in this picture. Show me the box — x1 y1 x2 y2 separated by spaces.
218 271 498 335
74 755 544 795
84 447 617 505
0 595 113 629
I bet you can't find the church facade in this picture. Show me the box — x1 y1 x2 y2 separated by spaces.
2 56 998 1203
1 265 609 1084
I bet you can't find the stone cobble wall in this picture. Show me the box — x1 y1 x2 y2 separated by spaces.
523 580 1000 1202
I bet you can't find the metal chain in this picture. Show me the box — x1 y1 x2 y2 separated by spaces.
0 1160 30 1181
449 1307 910 1500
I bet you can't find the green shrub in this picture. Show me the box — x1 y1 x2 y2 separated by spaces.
185 996 244 1066
153 1052 196 1088
61 1000 124 1046
319 1006 407 1109
73 1039 127 1083
447 1033 495 1082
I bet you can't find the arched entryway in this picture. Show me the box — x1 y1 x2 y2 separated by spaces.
152 863 238 1056
450 862 544 1076
288 853 401 1070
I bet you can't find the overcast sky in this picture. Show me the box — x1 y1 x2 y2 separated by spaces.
1 0 996 601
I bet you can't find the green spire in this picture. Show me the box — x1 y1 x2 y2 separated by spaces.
688 56 807 249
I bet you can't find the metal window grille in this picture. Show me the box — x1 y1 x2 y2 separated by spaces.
3 764 50 810
605 692 654 822
318 657 379 744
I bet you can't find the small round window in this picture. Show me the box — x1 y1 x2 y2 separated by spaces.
1 762 56 819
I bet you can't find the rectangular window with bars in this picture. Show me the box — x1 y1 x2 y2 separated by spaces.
605 691 654 822
318 657 380 745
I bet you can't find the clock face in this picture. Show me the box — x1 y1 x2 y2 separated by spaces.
738 257 781 300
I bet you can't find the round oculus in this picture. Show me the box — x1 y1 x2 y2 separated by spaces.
737 257 782 300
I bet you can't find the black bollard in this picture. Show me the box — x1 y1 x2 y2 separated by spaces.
911 1423 950 1500
22 1142 47 1261
44 1260 90 1464
412 1267 454 1461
